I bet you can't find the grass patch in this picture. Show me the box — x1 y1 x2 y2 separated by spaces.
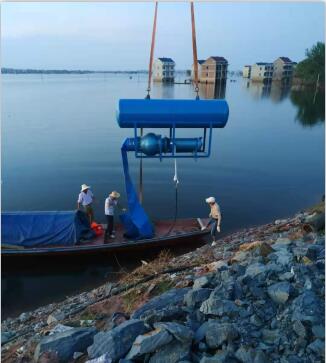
307 200 325 214
121 250 174 285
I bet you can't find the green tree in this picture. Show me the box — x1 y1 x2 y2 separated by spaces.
295 42 325 84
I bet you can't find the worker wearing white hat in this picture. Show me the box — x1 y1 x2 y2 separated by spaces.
77 184 95 224
104 191 122 240
204 196 222 246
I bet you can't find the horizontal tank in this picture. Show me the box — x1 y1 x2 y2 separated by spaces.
117 99 229 128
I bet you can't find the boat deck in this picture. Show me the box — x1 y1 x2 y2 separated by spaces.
2 218 209 258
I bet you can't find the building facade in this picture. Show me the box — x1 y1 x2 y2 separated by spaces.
242 65 252 78
273 57 295 83
250 63 274 83
153 58 175 82
200 56 228 83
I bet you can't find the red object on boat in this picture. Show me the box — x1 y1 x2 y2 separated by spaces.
91 222 104 236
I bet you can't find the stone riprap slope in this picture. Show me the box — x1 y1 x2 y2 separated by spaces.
1 207 325 363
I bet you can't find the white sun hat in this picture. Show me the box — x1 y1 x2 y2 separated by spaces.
110 191 121 198
81 184 91 192
205 197 215 204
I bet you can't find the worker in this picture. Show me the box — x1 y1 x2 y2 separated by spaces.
77 184 95 224
104 191 122 240
204 196 222 246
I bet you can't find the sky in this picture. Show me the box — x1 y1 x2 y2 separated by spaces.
1 2 325 71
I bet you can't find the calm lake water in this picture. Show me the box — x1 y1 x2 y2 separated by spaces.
2 73 325 318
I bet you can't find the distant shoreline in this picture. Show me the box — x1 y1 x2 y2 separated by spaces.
1 68 149 74
1 68 189 75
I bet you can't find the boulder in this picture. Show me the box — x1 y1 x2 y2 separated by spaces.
87 319 147 361
149 339 191 363
132 288 190 320
307 339 325 357
200 298 238 317
154 322 193 343
1 331 15 345
184 288 212 309
194 322 209 343
199 352 228 363
34 327 96 363
235 345 255 363
267 282 292 304
85 353 113 363
244 263 267 278
125 328 173 359
312 325 325 339
270 249 293 266
205 321 238 348
292 320 306 338
47 311 66 325
291 291 324 324
193 276 211 289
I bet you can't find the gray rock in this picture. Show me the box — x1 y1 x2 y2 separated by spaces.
292 320 306 337
292 291 324 324
307 339 325 357
154 322 193 343
205 321 238 348
125 328 172 359
73 352 83 360
279 272 295 281
1 331 15 345
85 353 112 363
200 298 238 317
306 244 324 261
267 282 291 304
149 339 190 363
132 288 190 320
199 352 228 363
271 249 293 266
19 312 31 323
312 325 325 339
254 350 270 363
193 276 211 289
261 329 280 345
235 345 255 363
194 322 209 343
184 288 212 309
244 263 267 278
47 311 66 325
34 327 96 363
87 319 147 361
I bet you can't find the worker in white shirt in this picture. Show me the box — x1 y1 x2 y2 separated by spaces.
104 191 122 240
77 184 95 224
203 196 222 246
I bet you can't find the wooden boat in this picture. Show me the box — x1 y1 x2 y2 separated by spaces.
1 218 209 261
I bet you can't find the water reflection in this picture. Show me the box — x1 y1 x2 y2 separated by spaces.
200 80 227 99
244 81 290 103
290 90 325 127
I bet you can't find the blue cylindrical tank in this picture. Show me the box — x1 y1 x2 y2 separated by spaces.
117 99 229 128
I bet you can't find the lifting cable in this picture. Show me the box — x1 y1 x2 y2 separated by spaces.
190 1 200 99
140 2 158 204
143 2 199 234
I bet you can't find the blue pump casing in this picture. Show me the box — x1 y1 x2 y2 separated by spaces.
117 99 229 128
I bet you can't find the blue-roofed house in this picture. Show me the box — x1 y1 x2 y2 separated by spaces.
154 57 175 82
251 62 274 83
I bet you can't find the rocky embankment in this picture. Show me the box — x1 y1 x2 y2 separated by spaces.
2 204 325 363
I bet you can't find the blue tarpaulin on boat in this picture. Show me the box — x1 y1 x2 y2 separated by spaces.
1 210 94 247
120 140 155 239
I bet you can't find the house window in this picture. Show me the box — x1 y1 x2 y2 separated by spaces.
163 72 165 76
206 73 208 77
